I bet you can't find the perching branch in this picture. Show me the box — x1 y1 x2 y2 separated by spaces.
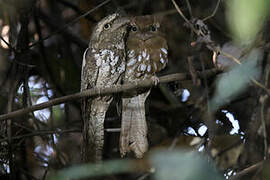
0 69 220 121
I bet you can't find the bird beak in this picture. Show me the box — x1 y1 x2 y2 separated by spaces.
139 33 152 41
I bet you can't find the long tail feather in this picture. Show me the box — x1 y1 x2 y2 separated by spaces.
120 90 150 158
83 97 112 162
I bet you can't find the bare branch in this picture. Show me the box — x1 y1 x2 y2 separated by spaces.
203 0 221 21
171 0 199 35
29 0 111 48
0 69 220 121
105 128 121 133
171 0 270 96
36 11 88 49
230 161 264 180
185 0 193 18
55 0 97 23
0 35 13 50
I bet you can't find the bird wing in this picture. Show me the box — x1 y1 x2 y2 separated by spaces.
81 47 99 91
81 47 99 127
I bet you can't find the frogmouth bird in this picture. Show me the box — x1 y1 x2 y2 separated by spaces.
120 15 168 158
81 13 129 162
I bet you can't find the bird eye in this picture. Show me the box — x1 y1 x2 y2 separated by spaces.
150 25 157 32
104 23 111 30
131 26 137 32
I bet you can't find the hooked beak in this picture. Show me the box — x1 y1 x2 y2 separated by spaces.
138 33 152 42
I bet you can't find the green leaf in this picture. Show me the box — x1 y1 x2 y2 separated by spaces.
226 0 269 43
210 49 262 112
150 149 224 180
48 159 135 180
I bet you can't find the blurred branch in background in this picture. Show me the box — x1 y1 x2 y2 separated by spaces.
0 0 270 179
29 0 110 48
55 0 97 23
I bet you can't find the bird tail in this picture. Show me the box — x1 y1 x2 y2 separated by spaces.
82 97 112 162
120 90 150 158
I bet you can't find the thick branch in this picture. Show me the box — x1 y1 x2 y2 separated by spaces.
0 69 219 121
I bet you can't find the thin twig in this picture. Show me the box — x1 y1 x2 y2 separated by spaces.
172 0 244 64
251 166 263 180
6 78 18 178
29 0 111 48
251 78 270 96
105 128 121 132
171 0 241 66
171 0 199 35
219 50 270 95
0 69 220 121
260 65 270 159
203 0 221 21
185 0 193 18
55 0 97 23
218 50 241 65
19 168 40 180
159 84 181 105
0 129 80 143
214 139 243 159
0 36 13 50
42 168 48 180
171 0 270 96
154 9 177 17
230 161 264 180
36 10 88 49
137 172 151 180
13 122 35 133
260 95 268 159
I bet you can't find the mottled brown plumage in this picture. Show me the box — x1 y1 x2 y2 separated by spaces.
120 15 168 158
81 13 129 162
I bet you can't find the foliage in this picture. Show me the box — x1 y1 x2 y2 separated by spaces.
0 0 269 180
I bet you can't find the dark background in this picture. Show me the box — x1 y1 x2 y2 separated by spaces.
0 0 270 179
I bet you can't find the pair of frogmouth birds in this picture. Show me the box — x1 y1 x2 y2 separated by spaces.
81 13 168 162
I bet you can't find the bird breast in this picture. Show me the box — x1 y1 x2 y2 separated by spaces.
126 46 168 79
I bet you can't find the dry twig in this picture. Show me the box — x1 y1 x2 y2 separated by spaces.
171 0 270 96
29 0 111 48
230 161 264 180
203 0 221 21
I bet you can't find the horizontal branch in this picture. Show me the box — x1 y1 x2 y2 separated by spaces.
0 69 219 121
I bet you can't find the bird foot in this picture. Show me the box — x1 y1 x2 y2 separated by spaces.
151 76 160 86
